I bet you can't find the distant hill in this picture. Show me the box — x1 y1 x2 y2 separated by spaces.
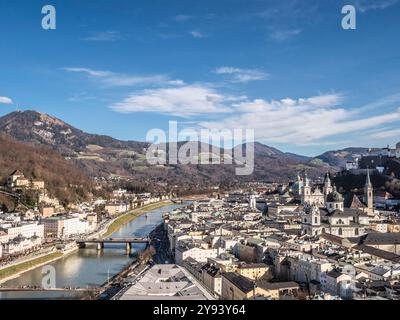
0 110 331 190
285 152 312 163
0 110 147 155
0 134 96 207
313 147 369 168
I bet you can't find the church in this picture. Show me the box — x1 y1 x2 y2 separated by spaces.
298 171 333 206
300 170 373 237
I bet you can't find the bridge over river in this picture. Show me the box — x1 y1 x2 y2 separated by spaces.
76 237 150 251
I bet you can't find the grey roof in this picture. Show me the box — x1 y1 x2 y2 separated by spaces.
326 269 343 279
320 207 364 217
239 263 268 269
363 232 400 245
117 264 214 300
345 194 367 209
257 281 299 291
201 263 220 277
319 232 343 244
353 244 400 262
222 272 254 293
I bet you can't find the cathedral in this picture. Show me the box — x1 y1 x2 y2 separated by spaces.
300 170 373 237
296 171 332 206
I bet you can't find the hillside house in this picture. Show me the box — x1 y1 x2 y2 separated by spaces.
7 170 29 188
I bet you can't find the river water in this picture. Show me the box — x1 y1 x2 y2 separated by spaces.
0 203 184 300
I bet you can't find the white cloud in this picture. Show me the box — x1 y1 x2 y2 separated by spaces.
369 128 400 139
198 94 400 145
270 29 302 41
355 0 399 12
110 85 233 117
63 67 183 87
214 67 269 83
0 96 13 104
189 30 206 38
83 31 124 42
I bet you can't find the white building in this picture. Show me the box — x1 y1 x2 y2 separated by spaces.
287 253 333 283
43 216 88 239
175 242 224 265
321 269 353 299
0 222 44 242
346 160 359 171
2 236 42 255
20 222 44 239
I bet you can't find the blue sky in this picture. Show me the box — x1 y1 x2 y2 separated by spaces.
0 0 400 156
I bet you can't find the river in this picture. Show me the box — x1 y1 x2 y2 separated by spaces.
0 203 185 300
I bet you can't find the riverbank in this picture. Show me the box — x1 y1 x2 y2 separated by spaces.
0 252 63 284
101 200 172 238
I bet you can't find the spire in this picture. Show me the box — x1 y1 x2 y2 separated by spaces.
304 169 309 187
364 167 374 214
365 168 372 188
324 172 331 185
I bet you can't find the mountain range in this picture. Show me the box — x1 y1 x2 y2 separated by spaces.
0 110 369 192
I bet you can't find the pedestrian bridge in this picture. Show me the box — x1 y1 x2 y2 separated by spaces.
76 237 150 251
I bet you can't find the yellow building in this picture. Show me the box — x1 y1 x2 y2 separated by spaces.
31 179 45 189
221 272 300 300
40 206 55 218
238 263 272 280
256 280 299 300
104 202 129 217
387 222 400 233
221 272 272 300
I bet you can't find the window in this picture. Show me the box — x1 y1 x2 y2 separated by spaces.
338 228 343 236
355 228 359 236
314 217 318 224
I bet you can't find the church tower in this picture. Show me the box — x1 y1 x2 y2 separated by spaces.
302 171 311 204
296 172 303 195
364 168 374 215
323 172 333 199
249 193 256 209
